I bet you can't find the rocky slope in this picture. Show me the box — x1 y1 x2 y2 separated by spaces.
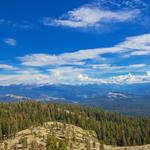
0 121 149 150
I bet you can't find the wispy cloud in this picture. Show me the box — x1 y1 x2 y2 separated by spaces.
0 64 18 70
3 38 17 46
0 19 33 30
43 6 139 29
43 0 149 31
19 33 150 67
95 0 148 9
18 50 107 66
118 34 150 57
1 33 150 86
0 19 11 25
91 64 148 74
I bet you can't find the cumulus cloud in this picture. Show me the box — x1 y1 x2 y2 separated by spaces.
3 38 17 46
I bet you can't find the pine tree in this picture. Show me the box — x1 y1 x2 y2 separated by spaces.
58 140 67 150
0 124 2 141
46 134 57 150
100 141 105 150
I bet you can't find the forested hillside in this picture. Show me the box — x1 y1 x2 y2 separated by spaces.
0 101 150 146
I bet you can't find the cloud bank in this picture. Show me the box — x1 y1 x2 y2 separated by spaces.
0 33 150 86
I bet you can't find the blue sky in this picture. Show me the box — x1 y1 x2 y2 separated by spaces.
1 0 150 85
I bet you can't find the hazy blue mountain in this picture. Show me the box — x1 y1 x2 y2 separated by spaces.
0 83 150 116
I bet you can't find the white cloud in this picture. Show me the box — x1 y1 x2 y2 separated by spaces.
19 46 123 67
3 38 17 46
1 68 150 86
0 74 49 86
91 64 147 73
18 53 87 66
43 6 139 28
118 34 150 57
0 67 87 86
1 33 150 86
96 0 148 9
128 64 146 68
126 51 150 57
118 34 150 49
19 33 150 67
78 74 89 81
146 71 150 76
0 64 18 70
0 68 50 86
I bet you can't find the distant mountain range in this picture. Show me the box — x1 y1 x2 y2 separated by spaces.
0 83 150 116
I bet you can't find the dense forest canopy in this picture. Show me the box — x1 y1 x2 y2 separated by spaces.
0 101 150 146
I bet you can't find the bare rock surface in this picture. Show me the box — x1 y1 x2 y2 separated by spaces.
0 121 149 150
